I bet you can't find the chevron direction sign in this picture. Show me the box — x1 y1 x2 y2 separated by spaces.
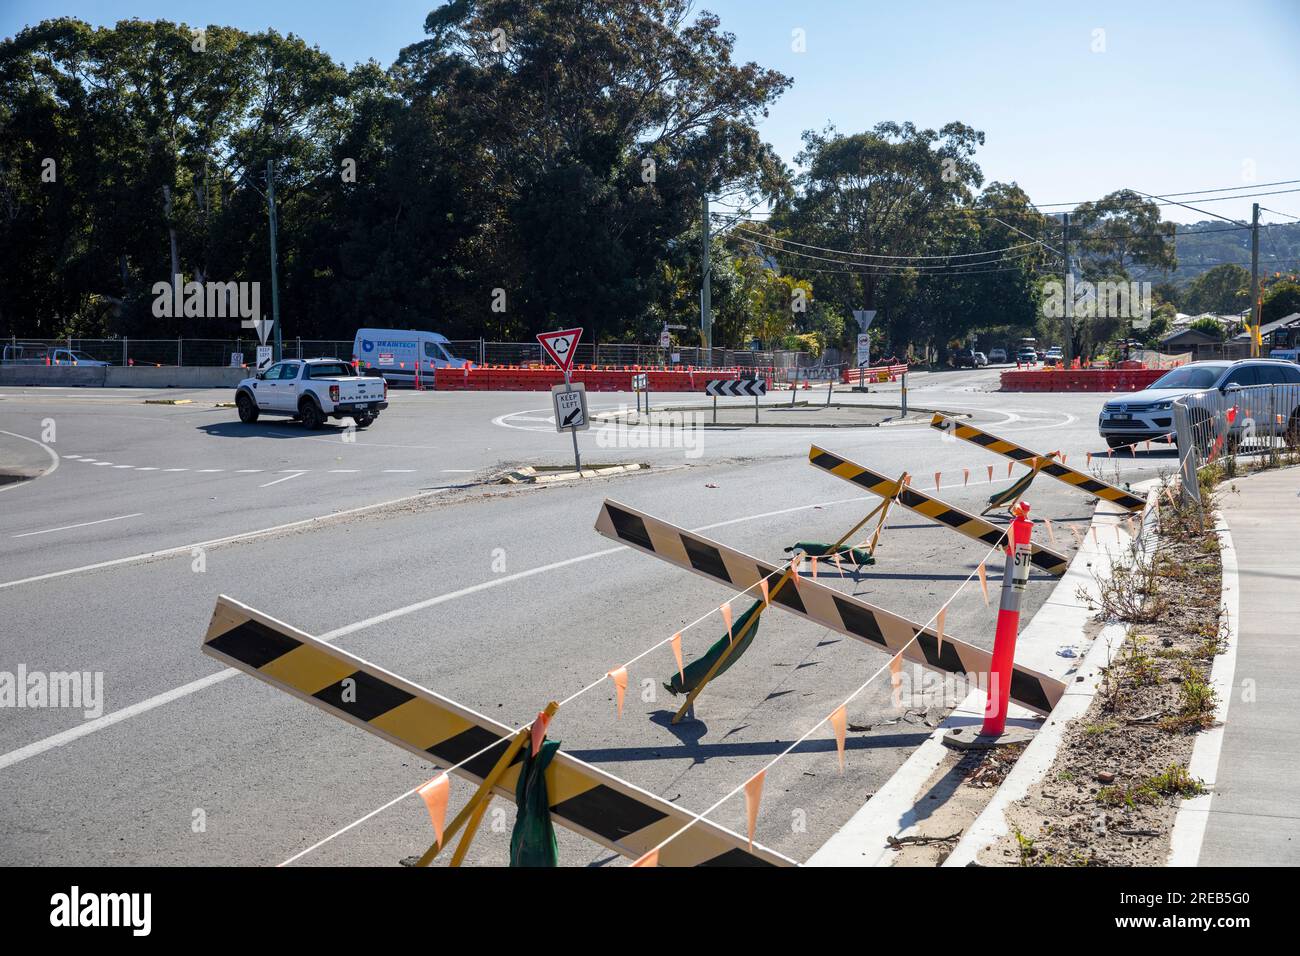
705 379 766 397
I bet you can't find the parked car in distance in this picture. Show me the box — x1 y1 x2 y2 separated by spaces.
953 348 980 368
1 344 110 366
974 351 988 367
989 348 1007 363
235 358 388 429
1016 347 1038 364
352 329 469 386
1098 359 1300 449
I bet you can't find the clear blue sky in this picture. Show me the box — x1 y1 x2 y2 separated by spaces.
6 0 1298 224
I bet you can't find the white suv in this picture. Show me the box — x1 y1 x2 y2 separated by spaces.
1098 359 1300 449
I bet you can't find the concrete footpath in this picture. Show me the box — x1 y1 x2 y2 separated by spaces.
1198 466 1300 865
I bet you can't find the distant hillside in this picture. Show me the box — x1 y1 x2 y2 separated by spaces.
1130 220 1300 288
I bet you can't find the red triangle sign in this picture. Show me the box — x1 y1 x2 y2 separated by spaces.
537 327 583 374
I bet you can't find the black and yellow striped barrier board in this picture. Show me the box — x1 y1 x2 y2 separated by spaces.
202 595 794 867
807 446 1070 577
594 501 1066 715
930 413 1146 511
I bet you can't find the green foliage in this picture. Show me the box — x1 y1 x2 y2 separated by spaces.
1183 264 1249 316
1188 316 1227 341
1261 280 1300 325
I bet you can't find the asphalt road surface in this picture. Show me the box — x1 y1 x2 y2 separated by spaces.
0 368 1178 866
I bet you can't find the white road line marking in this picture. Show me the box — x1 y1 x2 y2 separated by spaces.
0 488 445 593
197 468 224 473
12 513 145 538
0 671 237 772
112 464 133 469
0 431 59 490
260 472 304 488
236 469 263 473
163 468 188 472
93 462 112 467
62 455 82 459
382 469 415 473
0 494 863 775
135 467 158 471
327 469 359 473
278 469 309 473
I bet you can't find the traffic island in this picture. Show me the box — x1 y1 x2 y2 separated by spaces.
593 402 945 428
496 463 647 484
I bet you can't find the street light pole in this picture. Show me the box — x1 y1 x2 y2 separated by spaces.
267 159 282 362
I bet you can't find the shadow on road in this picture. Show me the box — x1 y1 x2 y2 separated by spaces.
196 421 352 440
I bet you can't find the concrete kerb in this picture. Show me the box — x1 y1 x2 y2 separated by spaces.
807 485 1151 867
1166 508 1239 866
942 482 1162 867
591 402 963 429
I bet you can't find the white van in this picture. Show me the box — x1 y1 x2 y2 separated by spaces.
351 329 470 386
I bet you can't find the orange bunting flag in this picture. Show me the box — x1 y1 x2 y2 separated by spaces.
530 710 551 757
1069 524 1082 545
1007 461 1014 477
1125 516 1136 537
904 474 913 486
1145 440 1151 453
811 556 819 580
977 562 989 604
987 465 993 482
417 774 450 847
963 467 970 486
934 471 942 491
720 601 733 639
889 654 904 708
1165 485 1177 506
1107 447 1113 459
1043 517 1056 543
744 771 766 851
1086 452 1092 465
935 604 947 654
831 552 843 575
607 666 628 718
1061 453 1068 465
631 849 659 867
670 632 684 684
829 704 848 772
759 578 770 606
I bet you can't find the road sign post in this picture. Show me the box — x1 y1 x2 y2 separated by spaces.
538 328 586 472
853 310 876 390
983 502 1035 736
705 378 766 425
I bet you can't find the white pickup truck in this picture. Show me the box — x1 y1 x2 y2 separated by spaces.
235 358 388 429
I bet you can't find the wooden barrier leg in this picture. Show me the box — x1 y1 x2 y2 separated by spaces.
868 472 908 555
415 701 559 866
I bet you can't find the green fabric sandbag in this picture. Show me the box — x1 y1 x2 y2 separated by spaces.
784 542 875 567
662 599 764 697
985 469 1038 511
509 738 561 867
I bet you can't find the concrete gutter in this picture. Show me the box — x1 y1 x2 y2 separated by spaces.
807 491 1144 866
1166 508 1238 866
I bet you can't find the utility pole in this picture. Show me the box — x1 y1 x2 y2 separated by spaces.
701 192 712 357
1249 202 1260 358
267 159 283 362
1061 212 1073 366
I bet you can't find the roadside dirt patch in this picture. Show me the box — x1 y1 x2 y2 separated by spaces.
981 488 1223 866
